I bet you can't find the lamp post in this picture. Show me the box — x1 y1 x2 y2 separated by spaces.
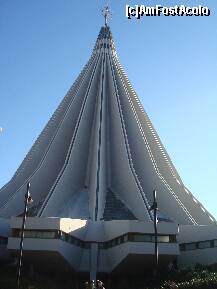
149 189 158 276
17 182 33 289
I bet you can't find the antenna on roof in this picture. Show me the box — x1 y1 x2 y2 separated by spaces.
102 5 112 26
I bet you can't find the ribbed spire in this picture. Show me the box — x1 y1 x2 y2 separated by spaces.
97 26 113 40
93 26 116 54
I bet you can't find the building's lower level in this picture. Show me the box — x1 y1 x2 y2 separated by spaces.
0 217 217 278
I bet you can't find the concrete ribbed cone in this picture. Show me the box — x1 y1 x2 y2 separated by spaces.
0 26 215 226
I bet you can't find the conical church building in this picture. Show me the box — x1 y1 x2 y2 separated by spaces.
0 23 217 278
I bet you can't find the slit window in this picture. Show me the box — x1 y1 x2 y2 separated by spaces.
185 243 197 251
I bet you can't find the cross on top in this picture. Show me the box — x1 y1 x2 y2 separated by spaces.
102 5 112 26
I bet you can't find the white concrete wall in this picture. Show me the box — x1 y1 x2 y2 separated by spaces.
104 220 178 241
9 217 180 272
178 224 217 243
99 242 179 272
0 218 10 237
10 217 178 241
8 237 87 270
0 218 10 260
178 224 217 267
10 217 87 236
179 248 217 267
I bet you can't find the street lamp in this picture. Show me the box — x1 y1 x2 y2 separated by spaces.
149 189 158 276
17 182 33 289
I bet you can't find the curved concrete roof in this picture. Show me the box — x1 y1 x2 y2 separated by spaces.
0 26 215 226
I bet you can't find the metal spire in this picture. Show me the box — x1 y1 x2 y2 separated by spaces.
102 5 111 26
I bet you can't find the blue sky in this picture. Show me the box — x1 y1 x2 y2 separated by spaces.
0 0 216 219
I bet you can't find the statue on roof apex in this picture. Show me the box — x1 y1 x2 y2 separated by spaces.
102 5 112 26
